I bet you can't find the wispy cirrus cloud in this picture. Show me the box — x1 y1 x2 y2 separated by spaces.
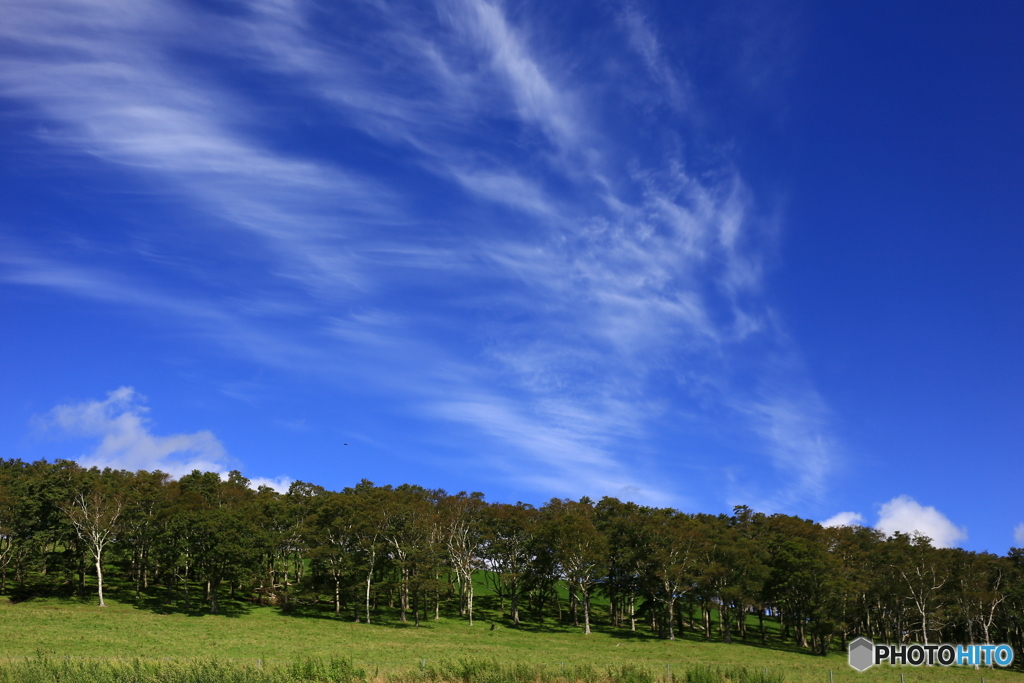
443 0 582 151
0 0 401 298
735 393 835 506
1 0 835 506
618 2 690 112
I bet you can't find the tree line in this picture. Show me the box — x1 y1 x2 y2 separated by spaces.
1 458 1022 663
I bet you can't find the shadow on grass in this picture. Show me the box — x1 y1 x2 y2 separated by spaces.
129 589 254 618
2 573 250 617
596 621 829 659
53 571 249 618
4 578 840 660
274 599 451 629
6 578 93 605
470 599 826 660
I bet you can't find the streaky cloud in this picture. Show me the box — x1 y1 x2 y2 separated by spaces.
0 0 841 508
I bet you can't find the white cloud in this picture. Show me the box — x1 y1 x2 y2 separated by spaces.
38 388 292 493
875 495 967 548
1014 523 1024 547
821 511 865 528
39 387 230 477
249 476 294 494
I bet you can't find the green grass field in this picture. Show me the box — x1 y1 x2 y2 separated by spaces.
1 573 1020 683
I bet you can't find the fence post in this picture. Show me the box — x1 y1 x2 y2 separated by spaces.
667 663 671 682
257 658 262 671
829 671 833 683
421 659 426 672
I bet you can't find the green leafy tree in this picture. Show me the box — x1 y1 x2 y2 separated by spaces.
542 497 607 634
643 508 700 640
483 502 537 625
439 491 486 625
59 470 124 607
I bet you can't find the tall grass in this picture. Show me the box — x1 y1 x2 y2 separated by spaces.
683 664 785 683
0 655 365 683
0 657 783 683
395 659 666 683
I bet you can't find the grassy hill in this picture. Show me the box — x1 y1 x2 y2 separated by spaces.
1 573 1019 683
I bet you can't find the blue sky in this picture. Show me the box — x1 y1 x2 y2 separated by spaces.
1 0 1020 552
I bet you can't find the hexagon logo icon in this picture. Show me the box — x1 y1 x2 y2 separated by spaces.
848 637 875 672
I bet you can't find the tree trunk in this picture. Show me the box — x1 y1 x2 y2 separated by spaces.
209 578 220 614
134 549 141 600
667 597 676 640
457 574 466 617
400 567 408 622
583 589 592 635
364 570 372 624
95 550 106 607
